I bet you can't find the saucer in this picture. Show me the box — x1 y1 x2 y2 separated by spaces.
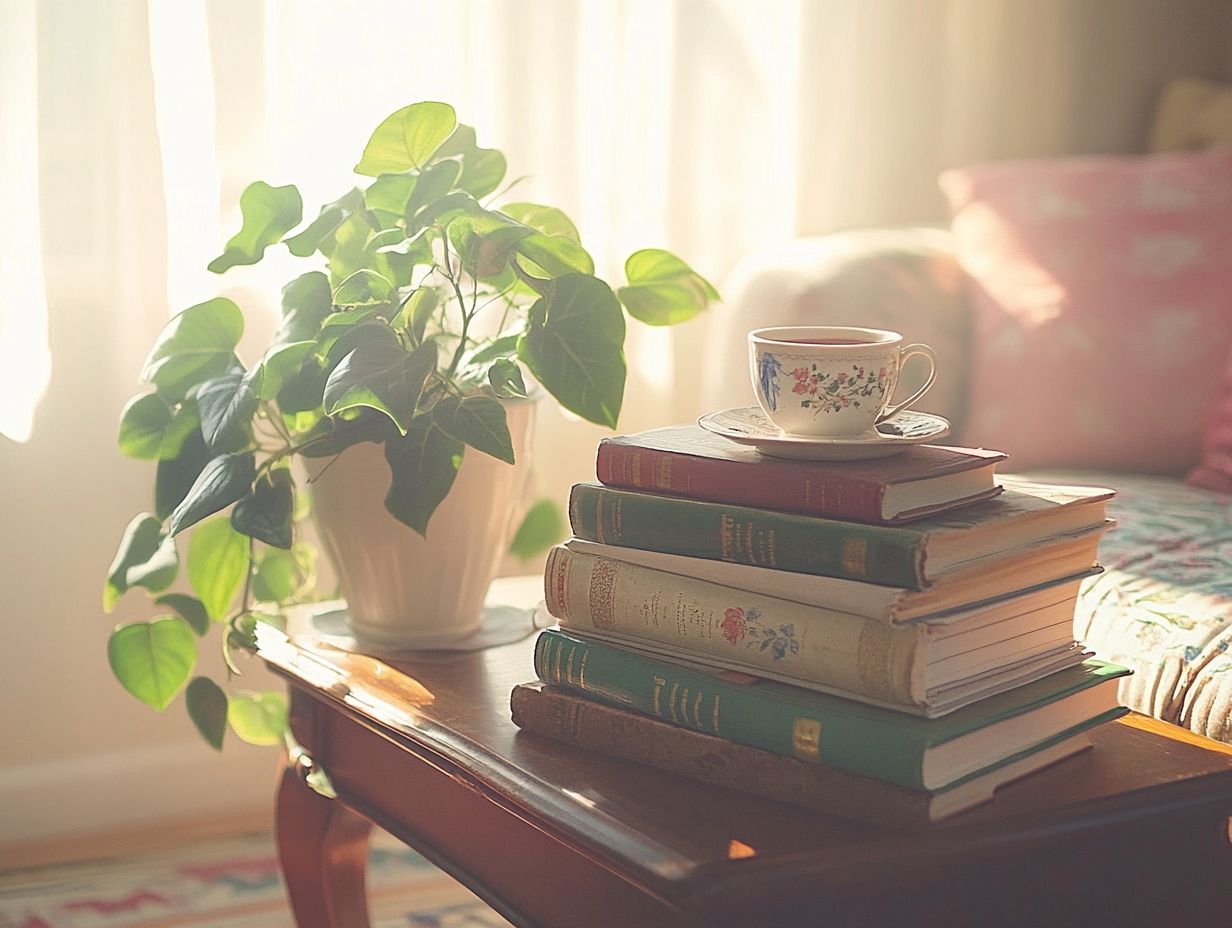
698 407 951 461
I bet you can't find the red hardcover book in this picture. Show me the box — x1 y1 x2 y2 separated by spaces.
595 425 1006 524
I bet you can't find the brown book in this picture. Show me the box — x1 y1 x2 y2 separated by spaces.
595 425 1006 524
510 682 1092 829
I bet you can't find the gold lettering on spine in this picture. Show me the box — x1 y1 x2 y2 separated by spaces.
792 718 822 760
711 694 721 733
679 688 690 725
588 558 620 630
692 691 704 727
842 538 869 578
668 683 680 722
566 646 576 684
553 639 563 684
579 650 589 689
631 451 643 486
652 675 666 717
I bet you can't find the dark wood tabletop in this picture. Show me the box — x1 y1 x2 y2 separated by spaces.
259 580 1232 928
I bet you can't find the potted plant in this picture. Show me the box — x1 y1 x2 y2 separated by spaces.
103 101 717 749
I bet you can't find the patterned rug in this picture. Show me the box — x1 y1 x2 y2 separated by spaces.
0 829 512 928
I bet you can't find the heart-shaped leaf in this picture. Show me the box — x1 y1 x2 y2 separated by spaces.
274 272 333 345
197 371 260 454
108 617 197 711
283 188 363 257
500 203 581 242
253 341 315 401
616 248 719 325
155 421 210 519
252 545 313 603
323 341 436 434
518 274 626 428
154 593 211 636
228 690 287 746
333 269 394 306
185 677 228 750
393 288 439 346
434 124 507 199
208 181 303 273
167 453 256 537
487 358 528 399
117 393 173 459
103 514 179 612
141 298 244 400
432 395 515 464
365 173 417 215
384 414 464 535
231 466 294 549
516 232 595 278
355 102 457 176
188 516 249 620
405 159 462 222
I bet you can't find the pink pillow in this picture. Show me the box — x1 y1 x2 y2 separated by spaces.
941 149 1232 474
1188 348 1232 491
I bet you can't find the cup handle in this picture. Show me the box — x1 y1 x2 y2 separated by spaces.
878 344 937 422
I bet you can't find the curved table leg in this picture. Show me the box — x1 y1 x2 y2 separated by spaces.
276 752 373 928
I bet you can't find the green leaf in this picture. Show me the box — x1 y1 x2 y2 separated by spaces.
384 414 464 535
208 181 303 273
154 593 211 636
408 191 479 233
435 124 507 199
197 371 260 454
157 400 201 461
228 690 288 746
364 173 417 214
117 393 173 459
509 498 566 560
393 288 439 345
516 232 595 278
518 274 626 427
283 188 363 257
487 358 528 399
275 272 333 345
188 516 249 620
185 677 228 750
449 213 533 278
108 617 197 711
432 395 515 464
253 341 315 400
333 269 394 306
168 453 256 537
231 466 294 549
405 160 462 222
155 421 210 519
141 298 244 400
313 306 379 359
616 248 718 325
355 102 457 176
252 547 305 602
321 319 401 372
500 203 581 242
103 514 179 612
296 413 391 459
323 341 436 434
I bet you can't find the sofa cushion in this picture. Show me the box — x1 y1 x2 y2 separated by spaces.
1040 471 1232 744
941 149 1232 474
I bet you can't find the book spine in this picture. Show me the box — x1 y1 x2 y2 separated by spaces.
531 630 930 788
543 546 924 708
510 683 935 828
569 483 927 589
595 441 889 523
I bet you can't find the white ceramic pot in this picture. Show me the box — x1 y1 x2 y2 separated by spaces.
306 399 536 649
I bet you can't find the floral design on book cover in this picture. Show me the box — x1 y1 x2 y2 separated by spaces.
720 606 800 661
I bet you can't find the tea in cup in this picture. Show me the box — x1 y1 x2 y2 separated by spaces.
749 326 937 437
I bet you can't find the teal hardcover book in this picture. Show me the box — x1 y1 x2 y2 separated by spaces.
532 628 1129 791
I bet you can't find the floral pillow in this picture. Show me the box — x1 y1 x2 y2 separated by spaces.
941 149 1232 474
1188 349 1232 491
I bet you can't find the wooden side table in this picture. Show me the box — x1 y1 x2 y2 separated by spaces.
258 582 1232 928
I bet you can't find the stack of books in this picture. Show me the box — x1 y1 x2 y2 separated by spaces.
511 425 1129 828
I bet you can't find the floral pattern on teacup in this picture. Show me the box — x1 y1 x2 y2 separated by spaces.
789 363 891 417
757 353 783 411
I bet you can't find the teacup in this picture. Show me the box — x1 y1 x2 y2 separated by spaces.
749 326 937 437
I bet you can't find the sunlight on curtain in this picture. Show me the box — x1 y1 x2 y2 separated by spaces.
147 0 222 312
0 0 52 444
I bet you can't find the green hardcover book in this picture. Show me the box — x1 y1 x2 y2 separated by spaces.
532 628 1129 791
569 477 1113 590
